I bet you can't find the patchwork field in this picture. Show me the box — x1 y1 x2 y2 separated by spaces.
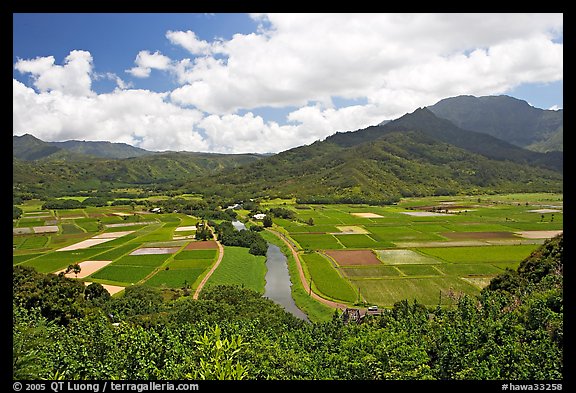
267 193 562 307
13 206 219 295
13 193 562 308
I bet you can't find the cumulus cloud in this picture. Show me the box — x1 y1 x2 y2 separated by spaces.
13 78 209 152
166 30 214 55
126 50 173 78
167 13 562 118
14 13 563 154
14 50 94 97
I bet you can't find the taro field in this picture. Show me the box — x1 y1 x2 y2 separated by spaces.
269 193 563 307
13 202 219 295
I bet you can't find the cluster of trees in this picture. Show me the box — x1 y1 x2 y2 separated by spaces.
194 223 214 241
13 235 563 380
213 221 268 256
41 197 111 210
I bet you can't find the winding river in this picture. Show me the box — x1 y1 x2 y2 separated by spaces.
264 244 309 321
231 221 309 321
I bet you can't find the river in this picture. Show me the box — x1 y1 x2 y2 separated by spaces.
231 221 309 321
264 244 309 321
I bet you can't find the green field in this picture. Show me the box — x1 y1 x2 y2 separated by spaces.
351 276 480 306
16 235 50 250
13 192 563 311
269 193 562 307
376 249 441 265
340 266 402 278
301 252 357 303
90 265 156 284
416 245 539 264
203 246 266 294
173 249 217 260
144 268 206 288
291 233 344 249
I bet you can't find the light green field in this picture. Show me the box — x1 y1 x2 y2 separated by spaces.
341 266 402 278
351 277 479 306
203 246 266 294
90 265 156 284
301 252 357 303
174 249 217 260
16 235 50 250
94 243 141 261
113 254 171 267
20 248 106 273
416 244 539 264
168 259 213 269
334 234 379 248
395 265 442 276
367 226 445 242
435 263 507 276
291 233 344 250
144 268 206 288
376 249 441 265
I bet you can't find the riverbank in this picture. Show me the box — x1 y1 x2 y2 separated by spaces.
261 230 335 322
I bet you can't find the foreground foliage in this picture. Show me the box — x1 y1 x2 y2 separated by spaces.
13 235 562 380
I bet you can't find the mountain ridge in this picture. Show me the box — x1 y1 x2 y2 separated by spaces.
428 95 563 152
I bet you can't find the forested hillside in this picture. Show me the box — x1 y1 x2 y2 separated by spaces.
185 109 562 204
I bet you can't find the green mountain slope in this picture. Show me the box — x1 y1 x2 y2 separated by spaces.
428 95 563 152
13 151 265 197
185 109 562 203
52 139 152 159
13 134 153 160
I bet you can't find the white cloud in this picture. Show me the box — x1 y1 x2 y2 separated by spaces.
167 13 562 119
13 78 210 152
126 50 173 78
14 50 94 97
14 14 563 154
166 30 213 55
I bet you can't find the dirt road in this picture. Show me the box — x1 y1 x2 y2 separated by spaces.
193 237 224 300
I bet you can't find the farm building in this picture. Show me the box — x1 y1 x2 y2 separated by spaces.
253 213 267 220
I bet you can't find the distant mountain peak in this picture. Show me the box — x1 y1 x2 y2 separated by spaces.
428 94 563 152
13 134 154 160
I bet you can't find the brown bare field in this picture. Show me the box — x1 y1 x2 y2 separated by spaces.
32 225 59 233
55 260 113 278
57 238 114 251
93 231 135 239
335 226 369 234
325 250 381 266
84 281 125 295
175 226 197 231
401 211 449 217
185 240 219 250
441 231 518 240
130 247 180 255
515 230 563 239
351 212 383 218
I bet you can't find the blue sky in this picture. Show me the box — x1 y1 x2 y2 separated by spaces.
13 13 563 153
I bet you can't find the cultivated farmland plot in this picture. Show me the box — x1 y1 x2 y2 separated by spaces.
269 193 562 307
13 207 220 295
12 193 562 307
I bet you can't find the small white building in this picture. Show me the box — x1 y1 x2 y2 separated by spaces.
253 213 267 220
151 207 161 213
